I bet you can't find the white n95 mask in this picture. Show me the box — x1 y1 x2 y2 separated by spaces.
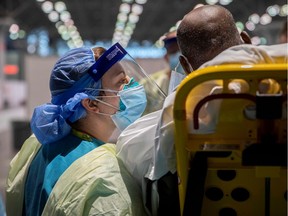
167 59 186 94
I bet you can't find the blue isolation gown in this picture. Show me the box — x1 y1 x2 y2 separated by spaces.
24 130 104 216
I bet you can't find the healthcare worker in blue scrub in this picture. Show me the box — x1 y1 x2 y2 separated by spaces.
6 43 165 216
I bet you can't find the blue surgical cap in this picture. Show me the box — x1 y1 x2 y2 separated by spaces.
31 47 102 145
50 47 101 105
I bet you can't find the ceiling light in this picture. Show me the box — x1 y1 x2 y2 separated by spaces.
125 25 134 32
61 32 70 40
126 22 136 29
117 13 128 22
267 5 280 16
113 0 146 47
245 21 255 31
124 28 133 35
60 11 71 22
48 11 59 22
64 19 74 26
260 13 272 25
122 0 133 3
129 13 139 23
18 30 26 39
205 0 218 5
235 21 244 31
57 25 67 34
279 4 288 16
54 1 66 13
113 35 122 43
251 36 261 45
249 13 260 24
219 0 233 6
27 44 37 54
41 1 53 13
74 39 83 48
135 0 147 4
70 32 80 40
114 30 123 36
68 25 77 32
115 26 124 32
9 24 19 34
132 4 143 15
120 3 131 14
9 33 19 40
260 37 267 44
67 40 75 48
55 21 64 28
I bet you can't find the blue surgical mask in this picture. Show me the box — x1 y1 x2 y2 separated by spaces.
111 81 147 131
119 77 139 111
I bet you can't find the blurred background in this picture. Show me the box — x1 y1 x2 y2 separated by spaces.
0 0 287 207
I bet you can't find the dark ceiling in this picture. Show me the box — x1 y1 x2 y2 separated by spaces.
0 0 286 48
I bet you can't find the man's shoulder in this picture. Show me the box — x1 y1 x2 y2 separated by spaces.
201 43 288 68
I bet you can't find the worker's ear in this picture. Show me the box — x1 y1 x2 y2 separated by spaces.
179 55 193 75
240 31 252 44
81 98 99 113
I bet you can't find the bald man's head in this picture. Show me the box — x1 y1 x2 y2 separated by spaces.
177 5 244 70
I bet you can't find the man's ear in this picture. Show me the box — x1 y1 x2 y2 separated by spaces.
179 55 193 75
81 98 99 112
240 31 252 44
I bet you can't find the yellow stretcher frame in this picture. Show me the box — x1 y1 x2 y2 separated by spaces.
173 64 287 215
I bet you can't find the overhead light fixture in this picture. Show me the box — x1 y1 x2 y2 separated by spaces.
118 13 128 22
120 3 131 13
36 0 84 48
41 1 53 13
9 24 19 34
267 5 280 16
235 21 244 31
48 11 59 22
219 0 233 6
249 13 260 24
123 0 133 3
131 4 143 15
128 13 139 23
205 0 219 5
260 13 272 25
240 4 287 35
135 0 147 4
54 1 66 13
245 21 255 31
8 23 26 40
279 4 288 16
112 0 146 47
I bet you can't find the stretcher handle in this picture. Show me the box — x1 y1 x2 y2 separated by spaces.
193 93 256 129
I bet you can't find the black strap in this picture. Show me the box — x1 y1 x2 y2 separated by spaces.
183 151 232 216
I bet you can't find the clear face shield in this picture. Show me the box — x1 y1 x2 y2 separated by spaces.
87 43 166 132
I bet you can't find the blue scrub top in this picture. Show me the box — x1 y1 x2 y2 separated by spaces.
24 131 104 216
